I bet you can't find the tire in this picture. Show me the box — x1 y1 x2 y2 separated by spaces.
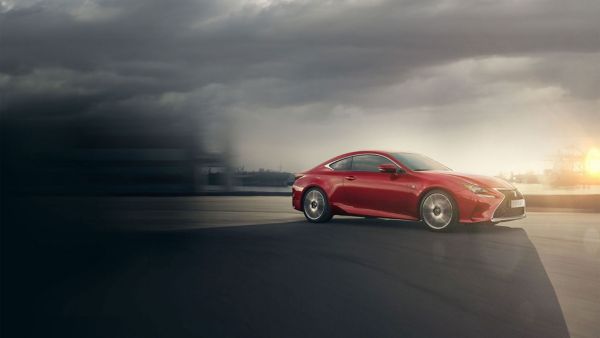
420 189 459 232
302 187 333 223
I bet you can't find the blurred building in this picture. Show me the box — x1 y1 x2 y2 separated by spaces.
1 113 234 195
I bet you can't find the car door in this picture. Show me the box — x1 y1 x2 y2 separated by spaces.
325 156 354 210
344 154 417 219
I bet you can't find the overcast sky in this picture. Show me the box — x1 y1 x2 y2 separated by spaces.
1 0 599 174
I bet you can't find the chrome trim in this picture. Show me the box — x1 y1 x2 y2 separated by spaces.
490 188 526 223
324 153 403 171
492 214 527 223
489 188 507 218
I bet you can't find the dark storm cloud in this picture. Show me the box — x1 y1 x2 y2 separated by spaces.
1 0 599 172
3 0 599 94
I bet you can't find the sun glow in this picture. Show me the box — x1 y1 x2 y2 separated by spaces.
585 148 600 177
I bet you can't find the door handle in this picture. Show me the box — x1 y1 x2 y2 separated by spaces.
345 176 356 181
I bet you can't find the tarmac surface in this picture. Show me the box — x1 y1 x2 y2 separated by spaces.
2 196 599 337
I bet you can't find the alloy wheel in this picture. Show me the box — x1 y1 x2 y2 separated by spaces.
422 193 454 230
303 189 325 220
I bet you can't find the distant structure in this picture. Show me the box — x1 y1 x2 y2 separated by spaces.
4 109 297 195
546 148 587 186
507 172 540 184
503 147 600 187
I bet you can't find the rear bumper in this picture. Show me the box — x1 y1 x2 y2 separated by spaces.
292 185 303 211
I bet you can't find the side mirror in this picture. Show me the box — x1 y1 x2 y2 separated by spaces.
378 164 399 173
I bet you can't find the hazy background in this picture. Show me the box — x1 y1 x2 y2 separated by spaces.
1 0 599 176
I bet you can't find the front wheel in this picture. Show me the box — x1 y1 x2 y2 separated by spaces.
302 188 332 223
420 190 458 232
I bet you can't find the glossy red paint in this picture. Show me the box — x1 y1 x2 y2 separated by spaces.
292 150 525 224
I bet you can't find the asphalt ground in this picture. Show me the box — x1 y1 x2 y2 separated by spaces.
2 196 599 337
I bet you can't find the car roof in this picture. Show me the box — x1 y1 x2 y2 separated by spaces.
305 150 418 172
317 150 413 167
332 150 416 159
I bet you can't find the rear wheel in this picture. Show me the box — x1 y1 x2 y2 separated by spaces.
420 190 458 232
302 188 332 223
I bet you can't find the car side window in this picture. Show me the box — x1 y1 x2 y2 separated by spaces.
351 155 395 172
329 157 352 171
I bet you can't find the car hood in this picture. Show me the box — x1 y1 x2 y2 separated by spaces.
418 171 515 189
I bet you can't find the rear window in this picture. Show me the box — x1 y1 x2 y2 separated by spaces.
329 157 352 171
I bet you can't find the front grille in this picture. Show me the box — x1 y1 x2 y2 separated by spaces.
493 189 525 219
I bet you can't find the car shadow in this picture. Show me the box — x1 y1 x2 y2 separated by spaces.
329 216 500 233
3 213 570 338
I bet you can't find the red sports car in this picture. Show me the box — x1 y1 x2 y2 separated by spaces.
292 150 526 232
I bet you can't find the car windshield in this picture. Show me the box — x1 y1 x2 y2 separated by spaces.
391 153 451 171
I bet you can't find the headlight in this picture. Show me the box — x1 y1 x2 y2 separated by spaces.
464 183 495 197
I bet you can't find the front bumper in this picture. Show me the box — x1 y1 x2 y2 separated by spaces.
490 189 526 223
491 213 527 223
458 188 526 223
